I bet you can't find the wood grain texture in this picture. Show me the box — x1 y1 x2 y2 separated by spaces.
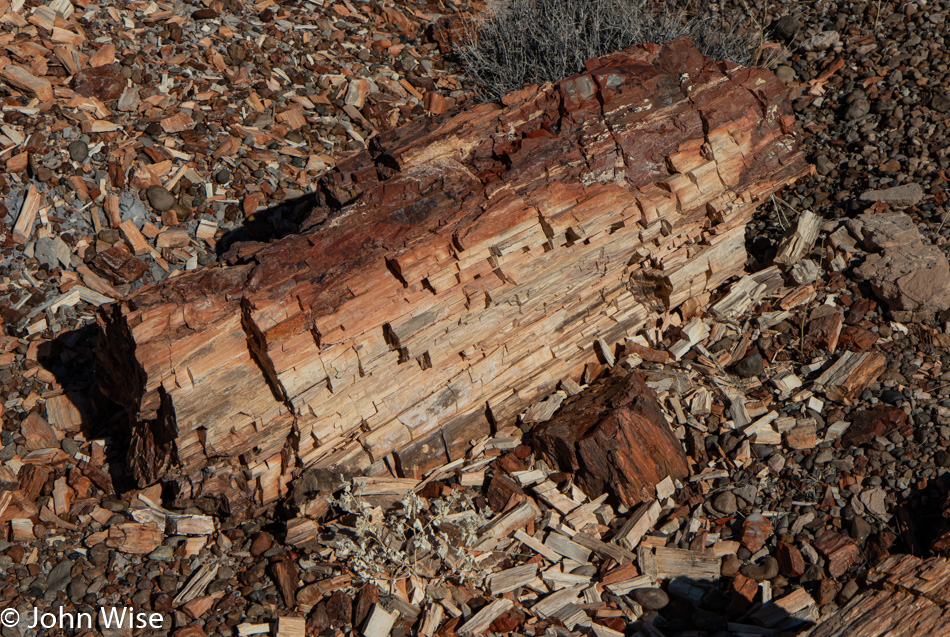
531 372 688 507
806 554 950 636
97 37 810 509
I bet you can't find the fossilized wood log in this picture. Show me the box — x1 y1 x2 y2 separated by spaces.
806 554 950 636
530 371 688 507
97 37 810 508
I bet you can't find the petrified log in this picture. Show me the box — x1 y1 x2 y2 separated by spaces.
806 554 950 636
530 371 688 507
97 37 809 508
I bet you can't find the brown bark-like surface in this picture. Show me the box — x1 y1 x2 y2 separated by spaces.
97 37 809 508
806 554 950 636
530 372 689 507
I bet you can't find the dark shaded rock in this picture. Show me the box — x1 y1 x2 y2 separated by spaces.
844 405 908 445
712 490 738 515
880 389 904 405
734 352 765 378
740 556 779 581
146 185 176 211
773 15 800 40
631 587 669 610
68 140 88 162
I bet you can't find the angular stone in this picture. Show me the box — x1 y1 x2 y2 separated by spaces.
859 183 924 207
740 514 773 553
843 405 907 444
854 244 950 320
532 372 690 507
71 65 127 101
846 212 923 250
777 542 805 577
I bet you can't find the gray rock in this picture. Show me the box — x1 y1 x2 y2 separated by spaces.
712 490 738 515
33 236 71 269
859 183 924 207
69 578 89 602
120 192 150 223
773 15 800 40
880 389 903 405
740 556 779 581
734 352 765 378
815 155 834 176
721 554 741 577
847 212 923 250
933 92 950 113
854 243 950 321
67 140 89 162
850 514 872 544
47 560 75 592
101 499 128 512
801 30 840 52
775 65 796 84
844 99 870 120
145 185 176 211
631 587 669 610
61 437 80 456
148 546 175 562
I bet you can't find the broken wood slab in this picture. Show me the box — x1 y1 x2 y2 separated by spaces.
774 210 821 267
814 351 886 403
96 37 809 509
531 372 689 507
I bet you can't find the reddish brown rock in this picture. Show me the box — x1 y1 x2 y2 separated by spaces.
249 531 273 557
490 609 527 633
269 556 299 608
740 514 774 554
90 245 148 284
71 65 127 101
777 541 806 578
838 325 878 351
325 591 352 628
814 530 861 578
803 307 844 353
728 573 759 614
532 372 689 507
844 406 908 445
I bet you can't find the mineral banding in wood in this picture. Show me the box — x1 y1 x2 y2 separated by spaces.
96 37 809 508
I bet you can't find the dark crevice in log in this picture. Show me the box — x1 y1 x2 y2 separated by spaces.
241 298 291 405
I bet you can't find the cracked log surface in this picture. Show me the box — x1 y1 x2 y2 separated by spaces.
97 37 809 510
805 554 950 636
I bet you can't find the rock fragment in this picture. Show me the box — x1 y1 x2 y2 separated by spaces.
71 65 127 101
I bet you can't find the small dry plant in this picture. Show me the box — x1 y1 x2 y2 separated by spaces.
456 0 762 101
327 481 494 586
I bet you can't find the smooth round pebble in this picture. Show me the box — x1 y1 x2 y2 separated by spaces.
631 587 669 610
68 140 89 162
146 185 176 211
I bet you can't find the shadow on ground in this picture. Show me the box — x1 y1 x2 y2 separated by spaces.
35 323 135 494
